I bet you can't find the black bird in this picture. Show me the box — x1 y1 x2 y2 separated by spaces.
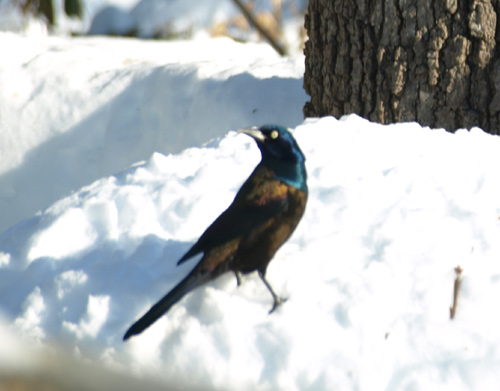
123 125 308 340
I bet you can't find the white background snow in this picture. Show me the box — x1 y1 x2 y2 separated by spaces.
1 1 500 390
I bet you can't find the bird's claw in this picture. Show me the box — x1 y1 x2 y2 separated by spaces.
269 296 287 314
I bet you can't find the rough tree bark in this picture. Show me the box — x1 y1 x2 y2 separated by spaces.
303 0 500 134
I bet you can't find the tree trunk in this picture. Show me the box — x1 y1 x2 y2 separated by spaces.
303 0 500 134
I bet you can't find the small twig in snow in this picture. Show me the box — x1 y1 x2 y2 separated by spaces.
449 265 463 320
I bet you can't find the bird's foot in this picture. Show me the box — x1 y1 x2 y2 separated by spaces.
269 295 287 314
258 270 287 314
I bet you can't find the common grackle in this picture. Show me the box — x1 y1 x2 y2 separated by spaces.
123 125 307 340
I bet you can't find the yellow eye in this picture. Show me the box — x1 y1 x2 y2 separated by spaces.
270 130 279 139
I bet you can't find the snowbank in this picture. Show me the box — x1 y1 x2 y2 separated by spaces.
1 32 500 391
0 33 306 234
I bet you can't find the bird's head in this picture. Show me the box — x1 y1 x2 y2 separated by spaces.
239 125 307 192
239 125 305 165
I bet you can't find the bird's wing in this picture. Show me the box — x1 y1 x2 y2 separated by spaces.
124 193 287 340
177 192 288 265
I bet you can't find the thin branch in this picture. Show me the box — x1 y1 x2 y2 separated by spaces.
231 0 287 56
449 265 463 320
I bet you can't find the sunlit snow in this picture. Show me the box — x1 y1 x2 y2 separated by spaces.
1 5 500 390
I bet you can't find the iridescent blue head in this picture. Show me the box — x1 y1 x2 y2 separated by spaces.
239 125 307 193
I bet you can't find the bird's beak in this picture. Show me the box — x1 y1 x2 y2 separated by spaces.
238 126 265 142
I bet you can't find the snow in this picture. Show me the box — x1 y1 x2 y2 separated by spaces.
90 0 238 38
1 0 306 53
0 33 305 234
1 23 500 391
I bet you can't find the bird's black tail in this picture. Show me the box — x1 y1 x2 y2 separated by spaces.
123 268 210 340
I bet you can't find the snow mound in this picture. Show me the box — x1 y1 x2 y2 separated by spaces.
0 34 306 234
2 115 500 390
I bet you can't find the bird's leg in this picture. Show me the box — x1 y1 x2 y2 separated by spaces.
234 271 242 286
258 270 287 313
